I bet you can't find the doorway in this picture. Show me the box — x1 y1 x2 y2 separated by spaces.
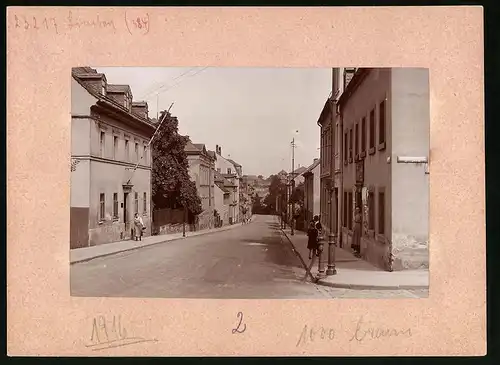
123 192 129 238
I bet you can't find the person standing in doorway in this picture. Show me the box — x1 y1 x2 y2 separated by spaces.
133 213 144 241
352 207 362 256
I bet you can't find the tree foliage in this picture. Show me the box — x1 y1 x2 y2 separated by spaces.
290 182 305 207
151 111 202 217
264 174 287 213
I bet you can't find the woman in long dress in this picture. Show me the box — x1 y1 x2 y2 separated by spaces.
351 207 362 256
307 220 319 259
133 213 144 241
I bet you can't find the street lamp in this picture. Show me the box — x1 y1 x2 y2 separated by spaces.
325 178 337 276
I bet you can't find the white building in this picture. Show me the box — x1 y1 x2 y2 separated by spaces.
70 67 155 249
214 145 241 224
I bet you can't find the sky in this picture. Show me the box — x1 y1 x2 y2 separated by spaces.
97 67 332 177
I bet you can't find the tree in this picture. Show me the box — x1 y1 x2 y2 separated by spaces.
289 182 305 207
151 111 202 218
265 174 287 213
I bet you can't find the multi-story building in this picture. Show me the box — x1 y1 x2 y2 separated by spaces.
70 67 155 249
214 145 241 223
319 67 429 271
302 158 321 226
185 141 216 230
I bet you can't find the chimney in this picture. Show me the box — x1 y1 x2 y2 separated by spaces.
218 146 222 155
216 145 219 155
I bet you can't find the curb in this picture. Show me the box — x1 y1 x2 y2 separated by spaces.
70 219 255 265
279 227 429 291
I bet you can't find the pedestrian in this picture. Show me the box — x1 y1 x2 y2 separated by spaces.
307 220 319 259
133 213 144 241
313 215 323 256
352 207 362 256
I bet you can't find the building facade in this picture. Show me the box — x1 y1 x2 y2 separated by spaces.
185 141 216 230
214 145 241 223
302 158 321 226
319 67 429 271
214 170 232 226
71 67 155 249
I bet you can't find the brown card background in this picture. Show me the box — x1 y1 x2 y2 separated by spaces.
7 6 485 356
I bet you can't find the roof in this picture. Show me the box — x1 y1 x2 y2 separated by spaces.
107 84 131 93
184 141 216 160
302 159 321 176
227 158 241 167
207 150 217 159
184 141 201 153
214 170 236 189
337 68 371 109
291 166 307 175
215 181 230 193
72 67 155 132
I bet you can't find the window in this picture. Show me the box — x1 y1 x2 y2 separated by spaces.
100 131 105 157
143 192 147 214
101 80 106 95
361 117 367 153
227 168 232 174
379 100 386 145
349 128 353 162
326 129 331 168
343 191 348 227
135 143 139 162
369 109 375 150
348 191 353 229
355 123 359 157
124 140 129 161
124 97 129 109
99 193 105 221
368 191 375 230
143 146 148 164
113 193 118 219
113 136 118 159
134 192 139 214
378 191 385 234
344 131 348 164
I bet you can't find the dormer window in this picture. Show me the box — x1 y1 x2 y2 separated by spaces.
124 96 129 110
101 80 106 96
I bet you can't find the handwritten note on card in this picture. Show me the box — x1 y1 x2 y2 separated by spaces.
86 315 158 351
296 316 412 347
9 9 150 36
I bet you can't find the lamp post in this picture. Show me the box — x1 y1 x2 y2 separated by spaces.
326 179 337 275
326 93 337 276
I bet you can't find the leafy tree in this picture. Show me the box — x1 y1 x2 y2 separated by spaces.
151 111 202 218
289 182 305 207
265 174 287 213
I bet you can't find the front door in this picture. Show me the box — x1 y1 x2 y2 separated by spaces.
123 192 129 238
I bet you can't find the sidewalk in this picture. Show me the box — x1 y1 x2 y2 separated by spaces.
279 221 429 290
70 216 254 264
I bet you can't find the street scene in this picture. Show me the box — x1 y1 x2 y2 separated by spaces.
70 67 429 299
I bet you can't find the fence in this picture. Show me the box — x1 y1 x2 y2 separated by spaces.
152 208 198 235
153 208 185 226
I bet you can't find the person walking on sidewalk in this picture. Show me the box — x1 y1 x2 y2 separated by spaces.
352 207 362 257
307 220 319 259
133 213 144 241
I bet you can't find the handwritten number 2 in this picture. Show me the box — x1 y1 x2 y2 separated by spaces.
232 312 246 334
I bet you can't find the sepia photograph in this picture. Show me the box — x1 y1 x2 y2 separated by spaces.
70 66 430 299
